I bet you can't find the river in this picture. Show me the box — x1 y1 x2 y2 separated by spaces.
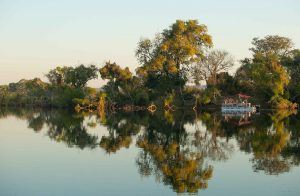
0 108 299 195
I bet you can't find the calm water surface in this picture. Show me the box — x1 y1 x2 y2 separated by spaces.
0 108 300 195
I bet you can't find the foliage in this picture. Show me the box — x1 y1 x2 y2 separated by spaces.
65 64 98 88
99 61 132 82
235 36 294 108
0 78 86 108
100 61 149 105
1 23 300 109
136 20 212 100
215 72 238 96
250 35 294 57
281 49 300 104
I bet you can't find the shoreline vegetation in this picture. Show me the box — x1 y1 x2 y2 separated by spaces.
0 20 299 112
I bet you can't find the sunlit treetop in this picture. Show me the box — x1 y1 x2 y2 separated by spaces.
136 20 213 77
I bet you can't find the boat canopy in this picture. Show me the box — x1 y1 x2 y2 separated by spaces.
237 93 251 99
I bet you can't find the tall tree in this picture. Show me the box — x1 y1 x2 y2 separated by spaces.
135 20 213 97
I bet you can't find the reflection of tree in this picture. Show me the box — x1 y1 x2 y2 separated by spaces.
2 107 300 190
28 114 45 132
45 110 98 149
231 110 297 175
0 108 98 149
194 112 234 161
281 112 300 167
136 111 213 193
99 112 144 153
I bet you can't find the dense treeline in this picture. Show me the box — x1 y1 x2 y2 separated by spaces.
1 20 299 109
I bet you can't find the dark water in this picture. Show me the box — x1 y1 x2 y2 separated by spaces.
0 108 300 196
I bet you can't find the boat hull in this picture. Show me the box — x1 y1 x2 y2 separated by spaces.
221 106 256 113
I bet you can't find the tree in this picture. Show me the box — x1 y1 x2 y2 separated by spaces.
250 35 294 57
99 61 133 103
282 49 300 103
46 65 98 89
99 61 132 82
192 50 234 86
99 61 149 105
135 35 162 66
65 64 98 88
215 72 238 95
0 85 9 105
135 20 213 98
235 36 295 108
46 66 69 86
239 53 290 105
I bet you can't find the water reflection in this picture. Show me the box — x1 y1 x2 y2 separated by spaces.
0 108 98 149
0 107 300 193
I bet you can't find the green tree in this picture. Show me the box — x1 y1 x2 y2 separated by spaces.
136 20 213 100
65 64 98 88
99 61 132 82
250 35 294 57
215 72 238 96
282 49 300 103
100 61 149 105
46 65 98 89
235 36 295 108
46 66 69 86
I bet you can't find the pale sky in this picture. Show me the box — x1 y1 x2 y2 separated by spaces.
0 0 299 87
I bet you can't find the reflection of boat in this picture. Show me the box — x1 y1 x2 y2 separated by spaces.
221 94 256 113
222 111 253 126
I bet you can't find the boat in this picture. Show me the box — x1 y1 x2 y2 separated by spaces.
221 94 256 113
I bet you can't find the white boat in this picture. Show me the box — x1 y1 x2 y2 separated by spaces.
221 94 256 113
221 103 256 112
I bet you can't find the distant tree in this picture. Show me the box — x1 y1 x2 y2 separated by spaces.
250 35 294 57
192 50 234 86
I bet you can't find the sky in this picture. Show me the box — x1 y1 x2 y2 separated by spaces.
0 0 300 87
